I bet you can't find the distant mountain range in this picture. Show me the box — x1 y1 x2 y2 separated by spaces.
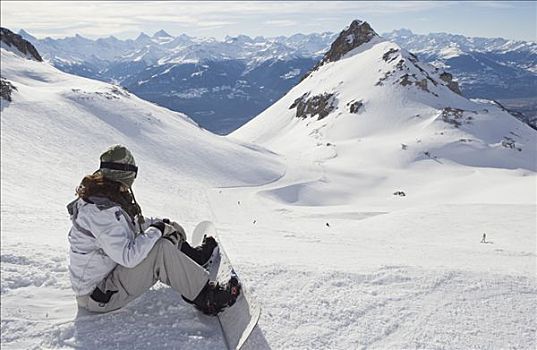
18 28 537 133
384 29 536 99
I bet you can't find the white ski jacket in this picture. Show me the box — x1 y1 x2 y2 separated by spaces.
67 197 162 296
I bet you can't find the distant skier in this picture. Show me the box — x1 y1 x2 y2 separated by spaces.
67 145 239 314
481 233 487 243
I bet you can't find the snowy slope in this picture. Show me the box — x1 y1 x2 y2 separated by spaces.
0 31 284 349
2 24 536 350
226 23 536 348
0 45 284 193
232 21 536 208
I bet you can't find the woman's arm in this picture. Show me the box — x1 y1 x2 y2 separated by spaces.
88 207 162 268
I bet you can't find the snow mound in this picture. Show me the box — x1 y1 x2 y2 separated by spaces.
259 180 351 206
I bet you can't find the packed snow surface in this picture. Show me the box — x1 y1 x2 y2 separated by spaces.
1 37 536 350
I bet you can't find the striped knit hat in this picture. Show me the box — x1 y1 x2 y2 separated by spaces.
99 145 138 187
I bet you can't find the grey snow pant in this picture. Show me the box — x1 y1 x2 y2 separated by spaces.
77 239 209 313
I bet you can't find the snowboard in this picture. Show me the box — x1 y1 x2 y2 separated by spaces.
191 221 261 350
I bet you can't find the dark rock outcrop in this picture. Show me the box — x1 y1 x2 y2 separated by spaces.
441 107 464 127
290 92 336 120
439 72 462 95
348 100 364 114
1 77 17 102
382 48 399 63
0 27 43 61
375 44 462 97
501 136 522 151
440 107 476 127
302 20 378 80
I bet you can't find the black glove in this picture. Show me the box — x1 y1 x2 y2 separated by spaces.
151 220 185 247
149 221 174 236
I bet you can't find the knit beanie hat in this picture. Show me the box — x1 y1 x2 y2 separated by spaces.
99 145 138 187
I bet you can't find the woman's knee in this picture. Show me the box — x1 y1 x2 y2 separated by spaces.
155 237 177 251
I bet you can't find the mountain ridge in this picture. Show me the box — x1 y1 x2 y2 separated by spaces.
14 27 536 133
233 20 536 178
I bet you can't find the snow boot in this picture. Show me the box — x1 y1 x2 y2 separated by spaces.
180 236 217 266
186 278 241 316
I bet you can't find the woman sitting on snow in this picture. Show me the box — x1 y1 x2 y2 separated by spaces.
67 144 239 315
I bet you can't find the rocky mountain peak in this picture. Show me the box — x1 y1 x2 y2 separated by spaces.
17 29 36 41
302 20 379 79
1 27 43 61
136 32 151 41
153 30 172 38
322 20 378 63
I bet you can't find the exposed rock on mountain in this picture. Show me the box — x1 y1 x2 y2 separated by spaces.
0 27 42 61
439 72 462 95
1 77 17 102
375 47 461 97
303 20 378 80
440 107 475 127
320 20 378 64
348 100 364 114
289 92 336 120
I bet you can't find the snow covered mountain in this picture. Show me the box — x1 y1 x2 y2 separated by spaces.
20 29 335 67
2 25 536 350
319 27 537 130
19 28 536 133
384 29 537 127
17 30 337 134
233 20 536 206
385 28 537 57
0 30 283 189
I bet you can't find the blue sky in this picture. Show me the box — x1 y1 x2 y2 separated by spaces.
1 1 535 41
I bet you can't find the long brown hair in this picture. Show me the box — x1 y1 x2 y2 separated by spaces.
76 172 142 221
76 172 121 200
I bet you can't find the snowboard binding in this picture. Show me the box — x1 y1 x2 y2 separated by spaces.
189 277 241 316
